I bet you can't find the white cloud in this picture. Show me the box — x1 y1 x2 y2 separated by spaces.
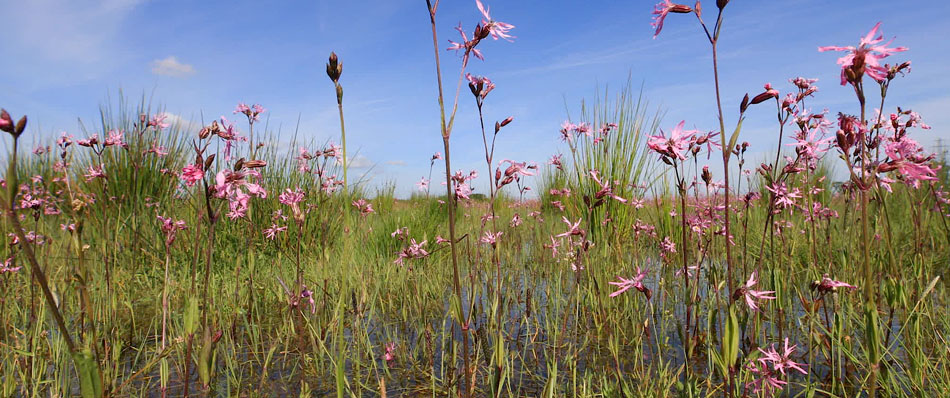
385 160 407 166
162 113 204 133
151 56 196 78
348 155 375 169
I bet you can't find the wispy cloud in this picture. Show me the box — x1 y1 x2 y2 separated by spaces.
385 160 407 166
151 56 196 78
349 155 375 169
163 113 203 133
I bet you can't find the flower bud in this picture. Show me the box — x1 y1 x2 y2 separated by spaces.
243 159 267 168
500 116 513 127
740 93 749 113
326 52 342 83
234 157 245 171
15 116 27 136
717 0 729 10
877 162 897 173
204 154 216 170
670 4 692 13
0 109 13 134
701 166 712 185
336 85 344 105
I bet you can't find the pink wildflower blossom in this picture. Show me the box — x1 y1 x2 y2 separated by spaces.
819 22 908 85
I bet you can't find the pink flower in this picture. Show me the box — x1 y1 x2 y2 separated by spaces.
148 113 169 130
432 152 443 161
234 102 266 122
447 23 484 64
466 73 495 99
352 199 374 216
279 188 306 221
157 215 186 246
84 164 106 181
263 224 287 240
475 0 515 41
883 136 938 188
479 230 503 246
77 134 99 147
0 257 21 274
791 127 835 160
651 0 693 38
555 217 584 238
766 182 801 209
278 188 305 206
181 164 204 187
416 177 429 192
813 275 857 294
509 213 522 227
589 170 626 203
608 266 649 298
735 272 776 312
819 22 908 85
383 342 396 364
103 129 127 148
395 239 429 266
548 154 563 170
542 236 560 258
758 338 808 376
213 169 267 219
745 361 787 395
647 120 698 160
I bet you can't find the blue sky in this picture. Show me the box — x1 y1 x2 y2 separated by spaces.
2 0 949 196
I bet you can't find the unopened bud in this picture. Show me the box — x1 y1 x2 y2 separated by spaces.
717 0 729 10
750 91 775 105
204 154 216 170
0 109 13 134
327 52 342 83
877 162 897 173
701 166 712 185
15 116 27 136
234 158 245 171
670 4 692 13
694 1 702 18
740 93 750 113
243 159 267 168
500 116 513 127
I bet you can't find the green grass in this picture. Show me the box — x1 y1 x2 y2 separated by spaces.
0 96 948 398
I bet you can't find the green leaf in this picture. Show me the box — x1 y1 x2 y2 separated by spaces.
72 349 103 398
184 298 199 336
723 306 740 370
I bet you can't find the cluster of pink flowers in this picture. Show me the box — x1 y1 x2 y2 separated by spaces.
558 121 592 142
495 160 536 189
448 169 478 200
157 215 187 246
234 103 266 123
352 199 375 217
213 169 267 219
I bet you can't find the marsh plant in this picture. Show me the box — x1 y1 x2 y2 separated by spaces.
0 1 948 398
